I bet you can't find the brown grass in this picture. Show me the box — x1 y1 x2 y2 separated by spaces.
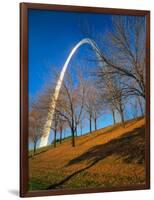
29 117 145 190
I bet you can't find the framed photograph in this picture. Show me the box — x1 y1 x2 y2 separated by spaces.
20 3 150 197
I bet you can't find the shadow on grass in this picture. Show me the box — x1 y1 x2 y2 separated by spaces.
47 125 145 189
125 117 143 128
69 125 145 166
78 117 143 147
78 125 120 146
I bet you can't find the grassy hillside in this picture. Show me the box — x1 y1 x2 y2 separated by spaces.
29 117 145 190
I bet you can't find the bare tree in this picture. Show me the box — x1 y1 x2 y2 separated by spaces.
129 98 139 119
97 66 126 127
128 95 144 119
137 96 145 117
81 16 146 101
96 16 146 100
54 72 86 147
29 107 45 155
78 112 86 136
85 86 93 133
92 94 103 130
58 117 67 144
83 80 103 132
50 111 66 147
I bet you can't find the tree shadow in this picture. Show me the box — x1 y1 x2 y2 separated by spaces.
47 125 145 189
125 117 143 128
68 125 145 166
78 117 143 147
78 125 120 146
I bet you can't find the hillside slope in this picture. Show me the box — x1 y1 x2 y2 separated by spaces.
29 117 145 190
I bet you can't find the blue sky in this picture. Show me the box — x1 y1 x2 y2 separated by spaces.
28 9 112 96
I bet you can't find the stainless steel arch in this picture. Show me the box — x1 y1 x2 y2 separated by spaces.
39 38 102 147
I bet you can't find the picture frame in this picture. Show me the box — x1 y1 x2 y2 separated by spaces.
20 2 150 197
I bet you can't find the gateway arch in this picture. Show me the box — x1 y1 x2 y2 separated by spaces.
39 38 103 147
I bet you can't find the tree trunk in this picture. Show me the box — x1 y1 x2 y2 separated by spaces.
138 97 144 117
64 130 65 139
33 142 37 155
112 109 116 125
119 105 125 127
60 128 62 144
80 123 82 136
89 114 92 133
54 130 57 148
71 128 75 147
94 117 97 130
75 126 78 137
